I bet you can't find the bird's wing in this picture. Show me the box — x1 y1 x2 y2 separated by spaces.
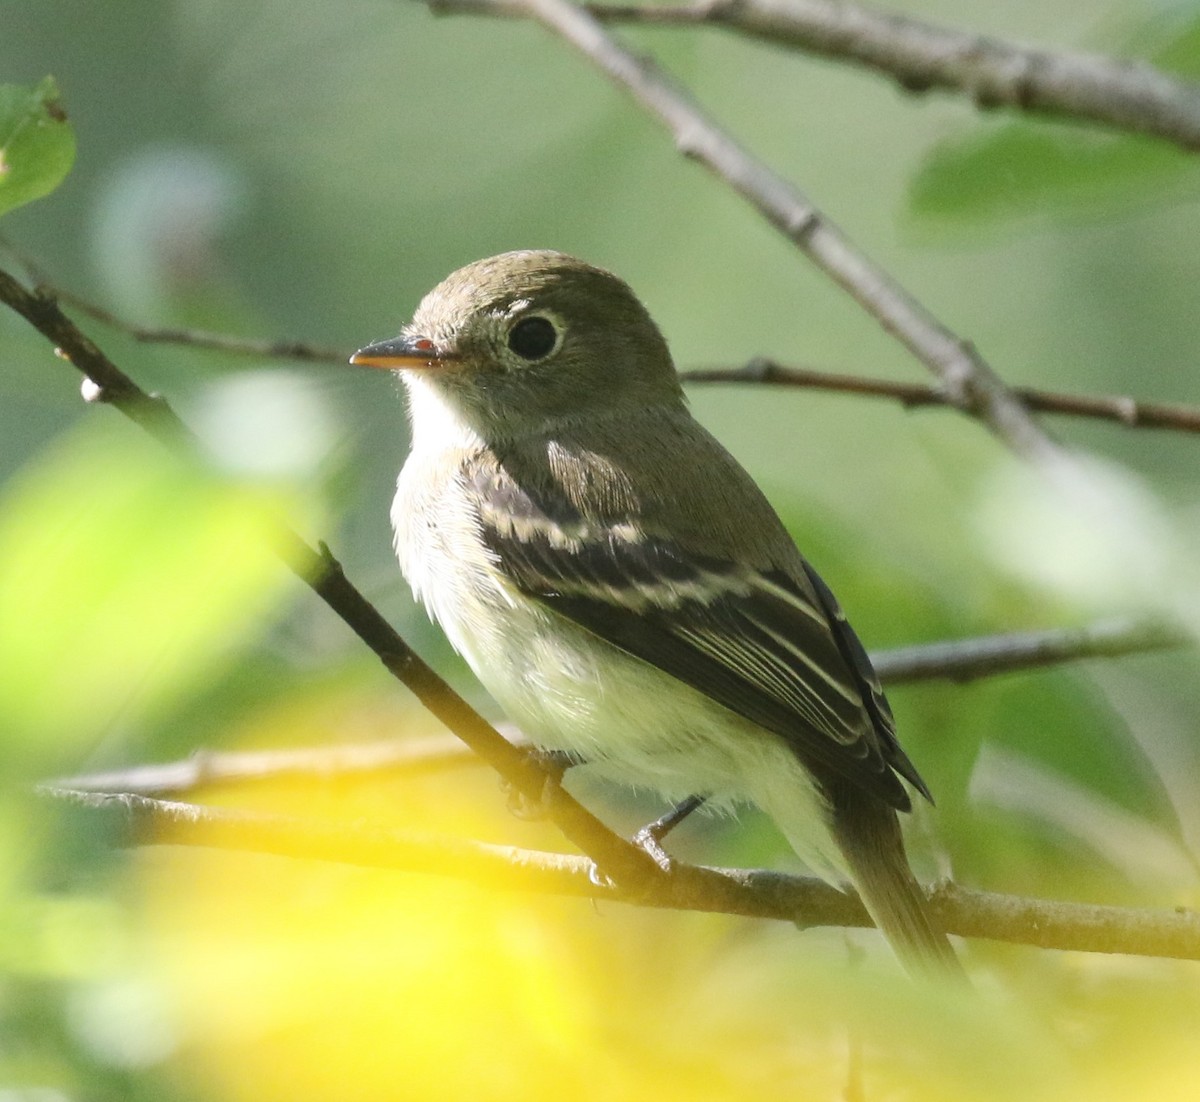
468 462 929 811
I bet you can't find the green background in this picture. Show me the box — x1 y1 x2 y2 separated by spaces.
3 0 1200 1098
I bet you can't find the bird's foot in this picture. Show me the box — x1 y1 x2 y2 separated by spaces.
630 794 708 873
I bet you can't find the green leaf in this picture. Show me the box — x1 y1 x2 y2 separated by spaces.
907 10 1200 227
0 76 76 218
909 123 1195 226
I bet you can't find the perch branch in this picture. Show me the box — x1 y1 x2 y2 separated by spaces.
45 787 1200 960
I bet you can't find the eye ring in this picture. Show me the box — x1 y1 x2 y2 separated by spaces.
506 314 560 362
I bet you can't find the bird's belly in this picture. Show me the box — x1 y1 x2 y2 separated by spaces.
465 601 754 796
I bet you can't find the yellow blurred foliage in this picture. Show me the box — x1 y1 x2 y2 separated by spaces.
125 777 1200 1102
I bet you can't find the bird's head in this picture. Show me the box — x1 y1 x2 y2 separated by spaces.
351 250 683 443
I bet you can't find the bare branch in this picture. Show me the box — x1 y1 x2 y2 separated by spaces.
45 787 1200 960
437 0 1063 467
873 616 1189 684
61 311 1200 441
681 361 1200 436
39 284 1200 439
45 735 489 797
60 308 1200 443
58 288 346 364
493 0 1200 153
0 267 661 888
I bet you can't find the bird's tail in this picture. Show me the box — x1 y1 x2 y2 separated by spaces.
830 791 964 981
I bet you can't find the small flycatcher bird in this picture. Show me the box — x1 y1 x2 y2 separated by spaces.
351 250 959 975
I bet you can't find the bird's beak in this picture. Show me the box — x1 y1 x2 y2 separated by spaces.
349 335 460 371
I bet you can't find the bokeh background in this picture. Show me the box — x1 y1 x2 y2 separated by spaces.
3 0 1200 1098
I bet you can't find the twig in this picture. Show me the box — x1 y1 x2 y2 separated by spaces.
59 288 347 363
517 0 1200 154
438 0 1063 467
0 267 661 889
56 297 1200 443
45 787 1200 960
49 616 1189 798
681 361 1200 435
46 736 489 797
873 616 1189 684
39 285 1200 438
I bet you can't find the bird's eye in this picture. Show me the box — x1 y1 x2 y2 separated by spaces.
506 315 559 361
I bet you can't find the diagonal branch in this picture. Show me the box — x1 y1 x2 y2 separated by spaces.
0 267 660 888
46 787 1200 960
442 0 1200 153
437 0 1064 466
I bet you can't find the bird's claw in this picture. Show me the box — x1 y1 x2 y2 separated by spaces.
588 862 619 889
632 824 675 872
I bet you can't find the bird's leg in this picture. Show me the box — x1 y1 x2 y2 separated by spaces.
632 794 708 870
504 748 582 820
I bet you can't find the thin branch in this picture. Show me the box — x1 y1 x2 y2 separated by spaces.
681 360 1200 436
873 616 1190 684
56 287 346 364
37 286 1200 439
0 273 195 447
435 0 1063 467
49 616 1190 798
46 735 488 797
0 267 661 889
543 0 1200 154
45 787 1200 960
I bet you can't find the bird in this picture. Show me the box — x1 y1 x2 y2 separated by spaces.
350 250 961 977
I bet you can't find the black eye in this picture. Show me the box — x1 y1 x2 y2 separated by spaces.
507 316 558 361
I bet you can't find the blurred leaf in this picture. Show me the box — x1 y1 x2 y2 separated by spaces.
908 10 1200 226
0 76 76 218
972 744 1192 891
0 420 296 774
909 124 1195 225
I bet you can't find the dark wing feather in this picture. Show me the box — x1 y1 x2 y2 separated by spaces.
798 561 931 802
470 462 927 811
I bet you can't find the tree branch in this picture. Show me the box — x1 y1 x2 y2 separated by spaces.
439 0 1200 153
45 787 1200 960
34 286 1200 438
872 616 1188 684
681 360 1200 436
56 286 347 364
436 0 1064 467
